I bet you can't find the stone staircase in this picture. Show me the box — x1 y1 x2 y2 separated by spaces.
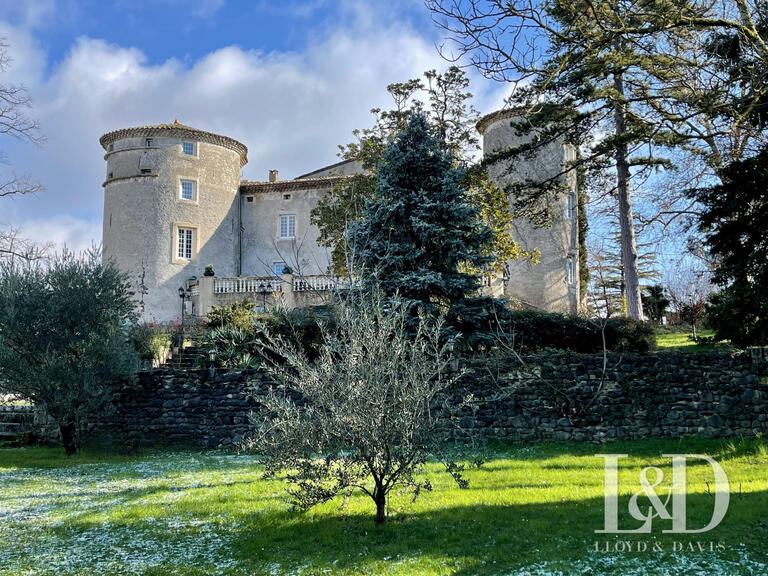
0 404 35 443
164 346 205 370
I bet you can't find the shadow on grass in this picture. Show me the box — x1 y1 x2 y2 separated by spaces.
220 492 768 575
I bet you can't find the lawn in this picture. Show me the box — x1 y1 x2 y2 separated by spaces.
1 440 767 575
655 329 724 352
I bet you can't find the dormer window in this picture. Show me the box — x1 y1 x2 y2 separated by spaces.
145 138 153 148
182 142 196 155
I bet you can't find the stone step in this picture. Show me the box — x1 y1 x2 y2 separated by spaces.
0 405 34 413
0 422 23 430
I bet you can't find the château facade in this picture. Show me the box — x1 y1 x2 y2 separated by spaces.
100 111 580 322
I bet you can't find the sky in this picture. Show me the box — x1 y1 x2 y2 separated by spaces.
0 0 508 253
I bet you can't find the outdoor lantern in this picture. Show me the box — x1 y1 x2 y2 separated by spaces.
178 286 185 298
447 337 459 372
208 349 216 363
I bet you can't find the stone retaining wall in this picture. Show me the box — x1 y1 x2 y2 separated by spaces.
100 351 768 448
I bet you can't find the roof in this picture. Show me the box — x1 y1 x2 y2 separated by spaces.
476 108 527 135
295 158 363 179
239 175 350 194
99 122 249 166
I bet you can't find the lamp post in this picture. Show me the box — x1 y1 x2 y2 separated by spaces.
178 285 191 350
257 282 270 311
447 336 459 373
208 348 217 379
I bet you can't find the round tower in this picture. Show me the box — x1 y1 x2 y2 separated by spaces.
100 122 247 322
477 109 580 314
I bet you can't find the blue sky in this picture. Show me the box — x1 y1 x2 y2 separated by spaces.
0 0 506 252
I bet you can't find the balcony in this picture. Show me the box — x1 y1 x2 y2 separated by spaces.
187 274 354 316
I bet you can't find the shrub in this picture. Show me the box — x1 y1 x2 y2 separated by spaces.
0 250 138 455
200 326 259 369
460 307 657 354
206 301 257 332
131 324 173 361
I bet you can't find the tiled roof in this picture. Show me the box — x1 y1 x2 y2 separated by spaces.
239 175 350 194
295 158 360 179
476 108 526 135
99 123 248 166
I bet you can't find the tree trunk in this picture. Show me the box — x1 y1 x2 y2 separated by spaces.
59 422 77 456
612 64 645 320
373 484 387 525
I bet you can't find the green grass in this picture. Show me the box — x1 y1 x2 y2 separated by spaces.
655 329 726 352
1 440 767 575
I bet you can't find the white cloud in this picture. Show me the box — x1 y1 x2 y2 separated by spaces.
14 215 102 254
0 0 57 30
0 1 507 254
192 0 226 18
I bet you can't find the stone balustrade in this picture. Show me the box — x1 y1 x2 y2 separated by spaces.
189 273 351 316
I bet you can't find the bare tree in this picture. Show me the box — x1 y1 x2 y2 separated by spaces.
665 259 714 340
0 38 46 262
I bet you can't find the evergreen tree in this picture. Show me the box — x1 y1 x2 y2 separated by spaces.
354 115 493 312
428 0 768 318
695 147 768 346
311 67 527 276
642 285 670 325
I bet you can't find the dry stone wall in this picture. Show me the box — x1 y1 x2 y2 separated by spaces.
99 351 768 448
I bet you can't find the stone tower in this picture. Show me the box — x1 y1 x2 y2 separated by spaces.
477 110 580 314
100 122 247 322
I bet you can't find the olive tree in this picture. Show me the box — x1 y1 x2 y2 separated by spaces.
245 290 470 524
0 249 138 454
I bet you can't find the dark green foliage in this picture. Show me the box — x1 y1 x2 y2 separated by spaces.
201 304 335 368
642 285 671 325
695 147 768 347
0 250 138 454
489 309 656 354
354 115 494 313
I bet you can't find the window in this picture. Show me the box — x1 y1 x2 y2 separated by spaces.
108 144 114 152
273 262 287 276
108 172 113 179
566 257 575 285
145 138 153 148
182 141 196 155
177 228 193 260
567 193 576 219
180 180 196 201
279 214 296 239
141 168 152 174
246 196 254 203
283 193 292 200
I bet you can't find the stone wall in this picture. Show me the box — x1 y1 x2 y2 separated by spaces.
99 351 768 448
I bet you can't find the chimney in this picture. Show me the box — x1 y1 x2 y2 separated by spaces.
269 169 279 183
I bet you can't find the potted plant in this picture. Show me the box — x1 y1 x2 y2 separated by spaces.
204 265 215 277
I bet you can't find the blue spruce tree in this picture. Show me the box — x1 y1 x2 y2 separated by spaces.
354 114 494 314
